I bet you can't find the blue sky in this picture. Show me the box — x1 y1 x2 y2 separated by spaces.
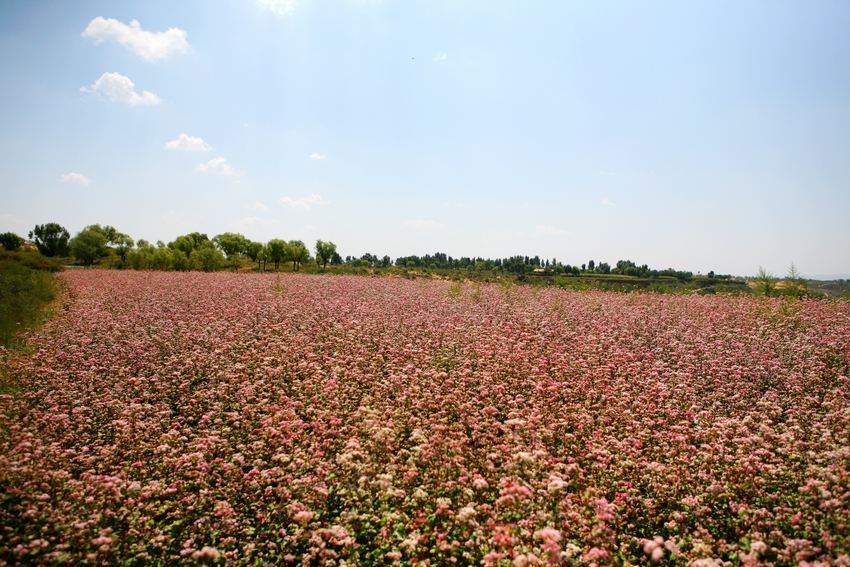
1 0 849 277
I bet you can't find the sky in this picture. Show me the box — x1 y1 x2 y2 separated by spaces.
1 0 849 278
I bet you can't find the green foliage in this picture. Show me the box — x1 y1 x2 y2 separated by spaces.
109 230 134 264
29 223 70 257
266 239 287 270
169 232 210 257
782 262 808 298
286 240 310 271
0 253 55 347
314 239 337 269
754 266 777 296
0 233 24 251
192 244 225 272
69 225 108 266
213 232 250 259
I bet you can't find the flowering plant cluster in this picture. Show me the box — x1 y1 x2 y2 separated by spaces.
1 271 848 565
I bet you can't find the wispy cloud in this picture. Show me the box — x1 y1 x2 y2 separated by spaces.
403 218 442 230
279 194 329 209
196 156 236 176
60 172 90 186
238 216 272 229
248 201 269 211
309 152 328 160
433 52 448 62
165 133 211 152
82 17 190 61
258 0 297 16
601 197 616 207
81 72 161 106
535 224 566 236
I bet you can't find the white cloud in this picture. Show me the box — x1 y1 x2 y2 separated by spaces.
601 197 617 207
535 224 567 236
81 72 161 106
238 216 267 228
279 194 329 209
433 52 448 62
60 172 90 186
309 152 328 160
82 17 190 61
248 201 269 211
258 0 297 16
195 156 236 176
165 133 211 152
403 218 442 230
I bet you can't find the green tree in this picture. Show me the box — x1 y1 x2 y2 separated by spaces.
286 240 310 271
754 266 777 296
192 244 224 272
70 225 108 266
150 247 176 270
266 239 287 271
29 223 70 257
0 232 24 251
111 233 134 264
314 239 337 270
784 262 807 297
214 232 250 259
245 241 265 270
169 232 210 257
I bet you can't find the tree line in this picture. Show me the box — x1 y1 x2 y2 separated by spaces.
2 222 719 280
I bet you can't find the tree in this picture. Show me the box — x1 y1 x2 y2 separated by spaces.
111 233 134 263
784 262 807 297
29 223 70 257
266 239 287 271
286 240 310 271
0 232 23 251
314 240 337 270
214 232 250 259
192 244 224 272
169 232 210 257
754 266 777 296
245 241 264 270
69 225 108 266
588 259 595 271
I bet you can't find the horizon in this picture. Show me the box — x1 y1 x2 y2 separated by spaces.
2 1 849 278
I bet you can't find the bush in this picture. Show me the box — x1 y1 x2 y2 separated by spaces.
0 254 55 346
0 232 24 251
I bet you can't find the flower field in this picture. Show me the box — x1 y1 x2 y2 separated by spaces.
1 270 849 565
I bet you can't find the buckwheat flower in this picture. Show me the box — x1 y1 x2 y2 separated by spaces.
515 451 534 464
472 477 489 490
294 510 314 525
457 505 477 522
513 553 538 566
192 546 221 561
582 547 609 562
547 475 567 493
534 527 561 543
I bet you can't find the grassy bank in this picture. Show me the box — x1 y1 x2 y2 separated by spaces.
0 251 59 348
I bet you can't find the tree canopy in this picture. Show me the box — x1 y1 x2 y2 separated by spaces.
29 223 70 257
